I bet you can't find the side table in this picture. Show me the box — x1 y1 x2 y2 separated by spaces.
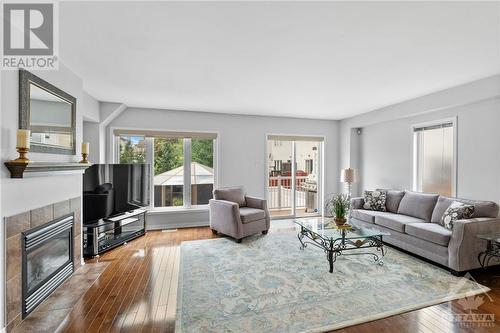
477 232 500 269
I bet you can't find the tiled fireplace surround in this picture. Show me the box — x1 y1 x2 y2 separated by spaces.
4 196 82 332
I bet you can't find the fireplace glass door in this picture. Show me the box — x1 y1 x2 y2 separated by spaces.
22 214 74 317
26 230 71 294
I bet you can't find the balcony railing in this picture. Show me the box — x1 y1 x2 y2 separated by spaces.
267 175 309 210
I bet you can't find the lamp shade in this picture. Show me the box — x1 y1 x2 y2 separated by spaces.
340 168 357 183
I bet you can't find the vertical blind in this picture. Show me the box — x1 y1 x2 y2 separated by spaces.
414 122 454 196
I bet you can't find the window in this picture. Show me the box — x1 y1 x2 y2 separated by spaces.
414 120 455 196
116 131 217 209
119 135 146 164
154 138 184 207
273 160 282 172
305 159 313 174
191 139 215 205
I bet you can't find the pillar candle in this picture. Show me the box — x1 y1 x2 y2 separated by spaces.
82 142 90 154
16 129 30 149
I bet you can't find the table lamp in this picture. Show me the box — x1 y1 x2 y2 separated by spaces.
340 168 357 198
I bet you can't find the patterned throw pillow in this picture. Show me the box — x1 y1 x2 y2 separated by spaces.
441 201 475 230
363 190 387 212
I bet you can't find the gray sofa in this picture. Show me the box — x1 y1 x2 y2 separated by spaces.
209 187 270 243
350 190 500 274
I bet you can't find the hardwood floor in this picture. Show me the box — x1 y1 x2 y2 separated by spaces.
57 226 500 333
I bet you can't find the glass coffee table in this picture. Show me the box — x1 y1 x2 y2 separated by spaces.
477 232 500 268
294 217 390 273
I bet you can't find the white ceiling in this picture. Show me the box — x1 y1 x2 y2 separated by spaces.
60 1 500 120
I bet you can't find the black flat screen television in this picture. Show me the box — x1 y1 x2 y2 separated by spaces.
83 164 150 223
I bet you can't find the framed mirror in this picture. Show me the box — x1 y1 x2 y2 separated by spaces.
19 69 76 155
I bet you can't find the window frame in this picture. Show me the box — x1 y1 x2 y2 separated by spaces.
112 128 219 212
412 117 457 197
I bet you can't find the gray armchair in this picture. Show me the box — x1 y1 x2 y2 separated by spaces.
209 187 270 243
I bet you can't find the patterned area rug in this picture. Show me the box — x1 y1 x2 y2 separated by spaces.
176 233 488 333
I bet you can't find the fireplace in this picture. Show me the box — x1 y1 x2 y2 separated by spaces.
21 214 74 317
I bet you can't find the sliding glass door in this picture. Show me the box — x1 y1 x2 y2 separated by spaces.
267 139 294 217
266 136 323 218
295 140 321 217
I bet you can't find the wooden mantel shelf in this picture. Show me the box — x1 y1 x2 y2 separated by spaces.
4 161 91 178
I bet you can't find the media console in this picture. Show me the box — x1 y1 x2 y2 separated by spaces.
82 209 146 257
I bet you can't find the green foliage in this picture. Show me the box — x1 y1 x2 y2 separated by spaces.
172 197 183 206
121 136 214 176
192 139 213 167
154 138 183 175
330 194 350 219
154 138 214 176
119 138 145 164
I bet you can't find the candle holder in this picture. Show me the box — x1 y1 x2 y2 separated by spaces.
13 147 31 163
79 152 89 164
5 147 31 178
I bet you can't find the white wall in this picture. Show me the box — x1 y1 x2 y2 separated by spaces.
82 91 100 122
83 121 102 164
82 102 126 165
0 63 85 330
340 75 500 203
106 107 340 228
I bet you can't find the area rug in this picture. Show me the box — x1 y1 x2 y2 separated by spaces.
176 233 488 333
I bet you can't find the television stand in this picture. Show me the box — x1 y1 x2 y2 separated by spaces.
83 209 146 257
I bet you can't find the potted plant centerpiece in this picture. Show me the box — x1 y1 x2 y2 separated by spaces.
331 194 350 226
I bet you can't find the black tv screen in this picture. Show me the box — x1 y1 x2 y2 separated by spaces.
83 164 150 223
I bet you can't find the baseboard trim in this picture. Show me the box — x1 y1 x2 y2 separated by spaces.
147 221 209 230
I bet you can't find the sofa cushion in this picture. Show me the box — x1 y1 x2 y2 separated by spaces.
213 187 246 207
431 195 499 223
239 207 265 223
351 210 396 224
350 197 365 210
363 190 387 211
378 189 405 213
350 209 375 223
405 223 452 246
374 214 425 233
397 191 439 221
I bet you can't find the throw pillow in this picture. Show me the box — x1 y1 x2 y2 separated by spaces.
363 190 387 212
441 201 475 230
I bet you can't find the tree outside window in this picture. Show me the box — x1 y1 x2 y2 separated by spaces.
119 136 146 164
117 133 216 208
